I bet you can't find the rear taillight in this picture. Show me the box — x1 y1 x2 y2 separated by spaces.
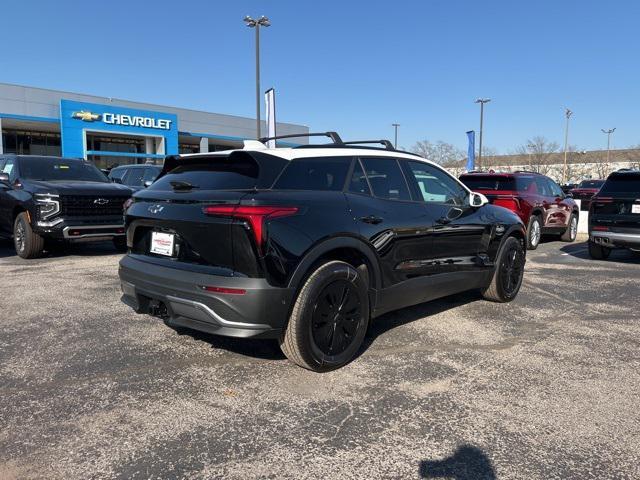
493 196 520 212
594 197 613 203
203 205 299 254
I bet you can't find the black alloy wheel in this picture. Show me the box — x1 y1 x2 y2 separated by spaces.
311 280 362 356
481 236 525 302
499 240 525 299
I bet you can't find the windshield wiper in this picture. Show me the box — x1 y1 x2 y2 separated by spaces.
170 180 200 191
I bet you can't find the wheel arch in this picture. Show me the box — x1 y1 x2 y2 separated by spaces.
287 236 381 293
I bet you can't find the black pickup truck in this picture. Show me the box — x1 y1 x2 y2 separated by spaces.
0 155 132 258
589 170 640 259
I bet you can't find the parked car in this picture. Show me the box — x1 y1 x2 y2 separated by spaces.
459 171 579 250
588 170 640 259
108 164 162 191
561 183 578 194
119 133 527 371
0 155 132 258
569 179 605 211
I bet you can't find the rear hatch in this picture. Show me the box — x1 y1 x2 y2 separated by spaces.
590 172 640 233
126 151 288 276
458 174 521 212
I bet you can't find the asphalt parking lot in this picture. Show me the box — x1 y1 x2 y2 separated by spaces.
1 238 639 479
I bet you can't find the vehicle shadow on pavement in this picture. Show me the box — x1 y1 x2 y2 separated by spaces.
560 242 640 264
419 444 496 479
361 290 480 354
169 326 286 361
0 240 123 259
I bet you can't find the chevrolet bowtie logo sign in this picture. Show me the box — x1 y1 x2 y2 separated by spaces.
72 110 101 122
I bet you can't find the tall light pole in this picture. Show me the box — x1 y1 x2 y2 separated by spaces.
563 108 573 184
392 123 400 149
601 128 616 164
244 15 271 139
475 98 491 169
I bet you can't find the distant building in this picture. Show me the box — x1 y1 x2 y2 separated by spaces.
446 149 640 182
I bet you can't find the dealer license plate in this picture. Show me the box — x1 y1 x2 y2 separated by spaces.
150 231 175 256
632 204 640 214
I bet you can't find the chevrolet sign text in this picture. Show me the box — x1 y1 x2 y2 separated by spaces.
102 113 172 130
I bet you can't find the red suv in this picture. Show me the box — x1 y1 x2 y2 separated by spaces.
459 171 579 249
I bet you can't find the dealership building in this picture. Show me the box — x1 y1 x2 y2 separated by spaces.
0 83 308 169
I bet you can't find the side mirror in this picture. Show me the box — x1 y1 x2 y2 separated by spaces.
469 192 489 208
143 180 153 188
112 177 123 184
0 172 9 185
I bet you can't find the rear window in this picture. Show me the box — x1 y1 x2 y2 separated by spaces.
460 175 517 191
273 156 351 191
150 156 259 191
578 179 605 189
20 157 108 182
599 174 640 195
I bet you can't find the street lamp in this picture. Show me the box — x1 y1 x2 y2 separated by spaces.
475 98 491 169
244 15 271 139
392 123 400 149
601 128 616 164
563 108 573 183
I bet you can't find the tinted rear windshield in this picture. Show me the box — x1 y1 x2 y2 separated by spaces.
150 157 260 191
599 174 640 195
20 157 108 182
578 180 605 188
459 175 517 191
273 157 351 191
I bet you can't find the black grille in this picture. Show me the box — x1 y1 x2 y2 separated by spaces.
60 195 128 217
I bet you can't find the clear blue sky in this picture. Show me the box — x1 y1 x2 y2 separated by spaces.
1 0 639 153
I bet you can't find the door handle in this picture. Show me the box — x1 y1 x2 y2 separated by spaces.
359 215 383 224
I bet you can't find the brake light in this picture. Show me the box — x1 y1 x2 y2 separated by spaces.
594 197 613 203
592 226 609 231
493 196 520 212
203 205 299 253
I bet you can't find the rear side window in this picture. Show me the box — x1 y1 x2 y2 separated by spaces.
599 174 640 194
460 175 517 191
109 168 127 181
579 180 605 189
150 156 259 191
360 157 410 201
273 156 351 191
122 167 161 187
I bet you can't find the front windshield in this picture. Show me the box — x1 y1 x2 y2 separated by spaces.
20 157 108 183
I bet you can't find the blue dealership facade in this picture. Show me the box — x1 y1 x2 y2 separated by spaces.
0 83 308 169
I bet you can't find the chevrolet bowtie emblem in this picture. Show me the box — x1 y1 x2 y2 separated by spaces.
72 110 101 122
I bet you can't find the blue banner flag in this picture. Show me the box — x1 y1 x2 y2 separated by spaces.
466 131 475 172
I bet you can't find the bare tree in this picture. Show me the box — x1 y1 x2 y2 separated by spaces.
515 136 560 175
411 140 465 166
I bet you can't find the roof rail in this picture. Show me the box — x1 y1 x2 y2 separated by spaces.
259 131 343 145
342 139 395 150
514 170 542 175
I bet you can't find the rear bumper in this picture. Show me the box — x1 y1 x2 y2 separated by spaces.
590 231 640 249
118 254 294 339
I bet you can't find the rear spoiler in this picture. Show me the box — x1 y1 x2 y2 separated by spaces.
158 151 289 189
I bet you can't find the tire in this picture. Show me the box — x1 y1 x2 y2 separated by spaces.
279 260 370 372
588 240 611 260
14 212 45 259
481 236 526 303
561 213 578 242
526 215 542 250
113 236 128 252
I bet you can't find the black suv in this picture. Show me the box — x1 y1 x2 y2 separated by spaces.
119 133 527 371
0 155 132 258
588 170 640 259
